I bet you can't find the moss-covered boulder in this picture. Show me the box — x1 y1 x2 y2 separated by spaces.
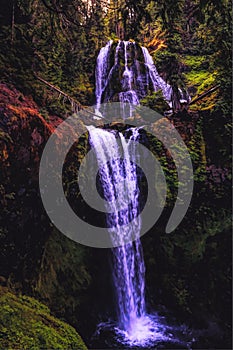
0 286 87 349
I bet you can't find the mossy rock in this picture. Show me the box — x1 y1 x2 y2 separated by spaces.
0 286 87 350
140 90 170 115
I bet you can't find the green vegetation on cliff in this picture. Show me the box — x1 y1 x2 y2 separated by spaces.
0 286 87 350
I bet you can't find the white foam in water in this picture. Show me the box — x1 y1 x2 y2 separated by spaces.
92 312 193 348
115 314 171 346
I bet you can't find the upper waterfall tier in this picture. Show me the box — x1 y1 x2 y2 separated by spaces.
95 40 182 111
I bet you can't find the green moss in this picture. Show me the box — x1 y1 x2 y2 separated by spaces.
185 70 216 95
171 208 231 263
187 117 207 182
182 55 207 70
0 287 87 350
182 55 218 110
140 90 170 114
34 229 91 327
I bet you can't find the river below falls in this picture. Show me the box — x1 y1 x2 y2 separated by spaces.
90 313 193 349
87 307 227 349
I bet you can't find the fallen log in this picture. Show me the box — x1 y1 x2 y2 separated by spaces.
34 73 109 122
189 84 220 106
35 74 82 112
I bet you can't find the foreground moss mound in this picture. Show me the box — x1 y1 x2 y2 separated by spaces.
0 286 87 350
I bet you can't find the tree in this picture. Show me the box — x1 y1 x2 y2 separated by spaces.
106 0 151 40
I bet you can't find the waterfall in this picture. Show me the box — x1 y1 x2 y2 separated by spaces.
88 126 146 332
91 40 165 342
119 41 140 106
95 40 177 114
142 47 173 107
88 41 192 348
95 40 113 114
88 125 178 347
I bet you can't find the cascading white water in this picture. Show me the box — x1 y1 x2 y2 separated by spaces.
91 41 166 344
90 41 191 347
95 40 113 115
87 126 146 333
141 47 173 106
88 126 179 347
95 40 178 114
119 41 139 107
